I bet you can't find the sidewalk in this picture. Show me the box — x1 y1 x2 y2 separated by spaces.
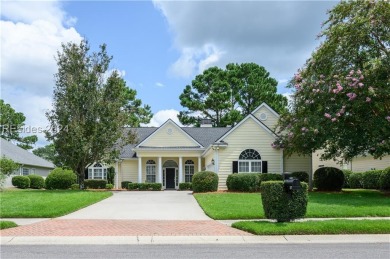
2 234 389 245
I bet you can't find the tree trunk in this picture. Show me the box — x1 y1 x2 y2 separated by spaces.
77 164 85 189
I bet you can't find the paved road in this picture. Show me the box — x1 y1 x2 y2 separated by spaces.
60 191 210 220
2 243 389 259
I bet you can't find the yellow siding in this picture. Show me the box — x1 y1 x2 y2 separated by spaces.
204 151 214 171
136 150 203 158
217 117 280 189
120 159 138 183
312 151 347 171
253 106 279 130
141 121 199 147
284 154 312 173
351 155 390 172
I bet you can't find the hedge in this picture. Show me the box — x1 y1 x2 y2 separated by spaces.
313 167 344 191
12 176 30 189
45 168 77 190
342 170 353 188
71 184 80 190
259 173 283 182
379 167 390 190
192 171 219 193
121 181 131 189
106 184 114 189
291 171 309 183
179 182 192 190
128 183 162 191
84 179 107 189
27 175 45 189
361 170 382 189
349 173 363 189
226 173 260 192
260 181 308 222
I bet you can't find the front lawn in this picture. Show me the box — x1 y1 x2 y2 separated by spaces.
0 221 18 230
194 189 390 219
232 220 390 235
0 189 112 218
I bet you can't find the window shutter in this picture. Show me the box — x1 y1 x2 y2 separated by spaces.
262 161 268 173
232 161 238 173
84 168 89 179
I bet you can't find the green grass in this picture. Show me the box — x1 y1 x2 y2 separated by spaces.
194 189 390 219
0 221 18 230
232 220 390 235
0 189 112 218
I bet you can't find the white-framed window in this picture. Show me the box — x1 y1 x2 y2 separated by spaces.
238 149 262 173
87 163 107 179
22 168 29 176
185 160 195 183
146 160 156 183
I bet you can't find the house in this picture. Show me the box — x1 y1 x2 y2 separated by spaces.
313 151 390 172
93 103 312 190
0 138 55 187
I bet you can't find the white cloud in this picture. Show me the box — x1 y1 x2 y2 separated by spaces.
155 82 164 87
143 109 182 127
1 1 83 147
154 1 335 82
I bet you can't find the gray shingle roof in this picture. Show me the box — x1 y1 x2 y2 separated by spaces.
0 138 55 168
118 127 231 159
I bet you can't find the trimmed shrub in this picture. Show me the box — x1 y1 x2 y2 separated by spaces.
27 175 45 189
179 182 192 190
349 173 363 189
342 170 353 188
361 170 382 189
291 171 309 183
12 176 30 189
379 167 390 190
45 168 77 190
259 173 283 183
192 171 219 193
84 179 107 189
313 167 344 191
226 173 260 192
106 183 114 189
71 184 80 190
128 183 162 191
260 181 308 222
121 181 131 189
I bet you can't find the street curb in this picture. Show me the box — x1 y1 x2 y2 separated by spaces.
1 234 389 245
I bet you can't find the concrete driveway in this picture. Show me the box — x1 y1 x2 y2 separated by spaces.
60 191 210 220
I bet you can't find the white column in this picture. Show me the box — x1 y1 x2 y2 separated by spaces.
115 161 119 188
138 157 142 183
198 156 202 172
280 149 284 174
158 156 162 183
214 148 219 173
179 156 183 184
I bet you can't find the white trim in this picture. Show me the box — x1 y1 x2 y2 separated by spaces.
178 157 183 183
138 157 142 183
135 119 204 148
198 156 202 172
158 157 163 184
251 102 280 118
280 149 284 173
215 115 276 143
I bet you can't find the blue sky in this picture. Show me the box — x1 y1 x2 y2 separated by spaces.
1 0 336 147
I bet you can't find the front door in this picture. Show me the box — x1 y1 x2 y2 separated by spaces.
166 168 175 189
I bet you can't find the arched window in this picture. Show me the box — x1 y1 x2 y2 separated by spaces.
146 160 156 183
238 149 262 173
184 160 195 183
88 162 108 179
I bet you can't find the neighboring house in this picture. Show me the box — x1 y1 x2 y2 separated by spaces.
0 138 55 187
313 151 390 172
105 103 312 190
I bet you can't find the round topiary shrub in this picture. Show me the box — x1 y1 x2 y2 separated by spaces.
226 173 260 192
291 171 309 183
12 176 30 189
379 167 390 190
342 170 353 188
260 181 308 222
192 171 218 193
313 167 344 191
349 173 363 189
27 175 45 189
361 170 382 189
45 168 77 190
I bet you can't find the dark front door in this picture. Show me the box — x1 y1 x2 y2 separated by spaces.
166 168 175 189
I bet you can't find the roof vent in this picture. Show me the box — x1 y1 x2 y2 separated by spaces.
200 118 213 127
